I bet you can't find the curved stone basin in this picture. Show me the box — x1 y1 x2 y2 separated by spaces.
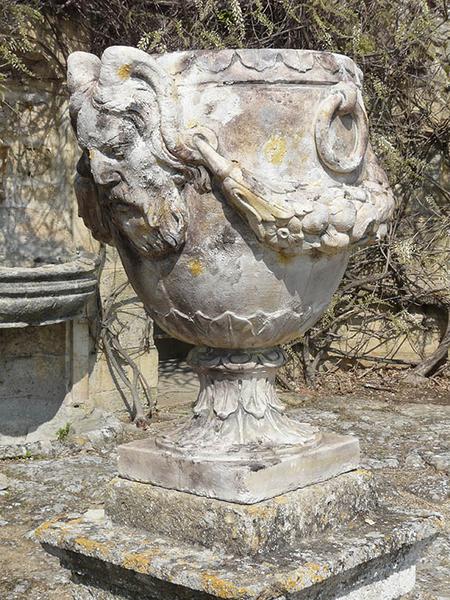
0 252 99 328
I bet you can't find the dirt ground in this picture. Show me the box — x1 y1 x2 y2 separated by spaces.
0 364 449 599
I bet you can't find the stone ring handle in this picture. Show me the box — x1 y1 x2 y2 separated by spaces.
314 82 368 173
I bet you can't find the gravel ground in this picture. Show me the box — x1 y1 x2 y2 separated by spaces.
0 372 448 599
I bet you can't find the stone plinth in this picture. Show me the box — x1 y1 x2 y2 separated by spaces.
36 475 439 600
105 471 374 556
117 423 359 503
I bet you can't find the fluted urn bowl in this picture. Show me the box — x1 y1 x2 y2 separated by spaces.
67 47 394 466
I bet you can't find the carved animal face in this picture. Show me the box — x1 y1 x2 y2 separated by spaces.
68 48 189 258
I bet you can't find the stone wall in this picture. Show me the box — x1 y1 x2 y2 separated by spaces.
86 247 158 418
0 81 77 267
0 18 158 453
331 307 444 367
0 323 67 443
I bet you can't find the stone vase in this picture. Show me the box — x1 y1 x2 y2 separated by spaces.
67 47 394 501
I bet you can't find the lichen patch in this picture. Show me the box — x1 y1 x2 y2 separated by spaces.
34 517 60 537
201 572 248 598
117 64 132 80
73 536 109 557
188 258 204 277
282 562 330 591
122 551 159 573
186 119 198 129
263 135 287 165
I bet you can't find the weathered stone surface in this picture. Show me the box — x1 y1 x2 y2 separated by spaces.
0 252 99 328
0 405 136 460
1 388 449 599
70 566 417 600
0 454 117 599
35 504 439 600
118 427 359 503
0 256 159 454
0 37 158 455
105 470 375 556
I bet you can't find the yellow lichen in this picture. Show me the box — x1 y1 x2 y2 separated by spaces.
274 495 288 505
304 562 330 583
282 562 330 591
37 514 84 532
186 119 198 129
263 135 287 165
88 148 95 160
122 551 159 573
201 573 248 598
117 64 132 80
355 468 372 478
283 573 305 591
246 504 273 518
34 517 60 537
188 258 204 277
74 536 108 556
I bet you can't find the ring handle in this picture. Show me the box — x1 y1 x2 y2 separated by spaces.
314 82 368 173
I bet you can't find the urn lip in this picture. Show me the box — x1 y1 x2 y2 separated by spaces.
152 47 363 87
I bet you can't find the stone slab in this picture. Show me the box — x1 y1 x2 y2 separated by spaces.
105 470 376 556
117 429 360 503
70 566 417 600
35 506 439 600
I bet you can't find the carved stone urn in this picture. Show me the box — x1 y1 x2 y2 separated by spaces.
67 47 394 502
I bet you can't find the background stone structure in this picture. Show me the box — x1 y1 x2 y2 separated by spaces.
0 20 158 454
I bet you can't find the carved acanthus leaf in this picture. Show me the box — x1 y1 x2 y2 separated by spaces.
153 306 312 349
154 347 319 450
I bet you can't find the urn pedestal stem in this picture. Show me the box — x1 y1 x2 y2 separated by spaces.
117 345 359 504
159 346 319 451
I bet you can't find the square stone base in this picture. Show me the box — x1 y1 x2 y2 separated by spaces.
36 505 437 600
118 428 359 503
104 470 375 556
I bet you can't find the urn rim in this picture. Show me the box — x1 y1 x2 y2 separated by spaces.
147 47 363 86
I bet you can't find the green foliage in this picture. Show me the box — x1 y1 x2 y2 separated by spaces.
0 2 43 90
56 422 71 442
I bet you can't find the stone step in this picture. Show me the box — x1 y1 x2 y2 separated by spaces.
117 426 360 504
35 500 440 600
104 470 376 557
